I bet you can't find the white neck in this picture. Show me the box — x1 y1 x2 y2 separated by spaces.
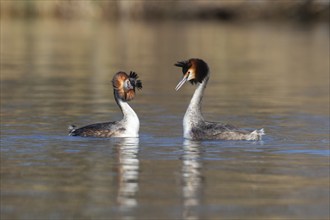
183 74 209 138
116 95 140 137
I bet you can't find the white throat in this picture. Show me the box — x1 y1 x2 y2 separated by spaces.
117 98 140 137
183 74 209 139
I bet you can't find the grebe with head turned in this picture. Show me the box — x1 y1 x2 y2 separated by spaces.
175 58 264 141
68 71 142 138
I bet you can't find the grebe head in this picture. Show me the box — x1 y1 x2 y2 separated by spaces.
175 58 209 91
112 71 142 101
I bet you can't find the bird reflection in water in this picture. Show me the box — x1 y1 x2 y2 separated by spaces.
115 137 140 211
182 139 204 220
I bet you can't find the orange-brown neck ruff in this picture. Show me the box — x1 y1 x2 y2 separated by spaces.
112 71 142 101
175 58 209 84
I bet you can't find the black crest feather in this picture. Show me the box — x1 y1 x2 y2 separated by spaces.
174 60 192 75
129 71 138 79
129 71 143 90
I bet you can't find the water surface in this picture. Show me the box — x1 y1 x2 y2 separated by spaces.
1 19 329 219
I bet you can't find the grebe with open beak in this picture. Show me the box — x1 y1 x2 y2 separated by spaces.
175 58 264 141
69 71 142 138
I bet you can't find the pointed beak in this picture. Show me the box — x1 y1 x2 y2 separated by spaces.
129 79 136 89
126 80 134 90
175 75 189 91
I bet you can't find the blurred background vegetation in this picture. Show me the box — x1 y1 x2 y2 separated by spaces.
1 0 329 22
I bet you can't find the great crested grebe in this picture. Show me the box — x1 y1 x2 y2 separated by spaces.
68 71 142 138
175 58 264 141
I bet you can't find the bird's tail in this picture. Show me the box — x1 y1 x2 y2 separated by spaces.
68 125 76 136
248 128 265 141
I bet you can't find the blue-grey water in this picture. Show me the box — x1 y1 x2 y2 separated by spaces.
1 19 329 219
